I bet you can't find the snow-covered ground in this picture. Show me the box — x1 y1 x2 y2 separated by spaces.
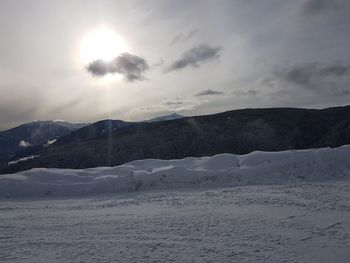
0 182 349 262
0 146 350 262
1 146 350 198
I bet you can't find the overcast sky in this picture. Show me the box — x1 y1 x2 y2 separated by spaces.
1 0 350 130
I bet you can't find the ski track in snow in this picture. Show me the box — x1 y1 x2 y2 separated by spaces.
1 181 350 263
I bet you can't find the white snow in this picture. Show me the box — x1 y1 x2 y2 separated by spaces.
1 146 350 262
0 182 349 262
0 145 349 198
18 140 31 147
7 155 39 165
44 139 57 146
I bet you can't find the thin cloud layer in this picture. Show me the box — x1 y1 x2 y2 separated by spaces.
233 90 258 96
195 89 224 96
166 44 222 72
171 29 198 45
86 53 149 82
137 99 200 113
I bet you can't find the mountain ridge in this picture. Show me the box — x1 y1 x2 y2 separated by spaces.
0 114 185 163
0 121 88 162
2 105 350 174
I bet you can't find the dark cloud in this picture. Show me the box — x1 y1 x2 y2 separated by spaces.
301 0 341 16
319 64 350 76
195 89 224 96
273 63 350 95
275 64 316 85
86 52 149 82
261 78 276 88
166 44 222 72
275 63 350 86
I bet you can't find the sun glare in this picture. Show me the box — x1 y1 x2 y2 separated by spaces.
80 27 128 65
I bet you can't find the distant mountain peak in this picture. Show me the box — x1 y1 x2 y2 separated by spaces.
147 113 185 122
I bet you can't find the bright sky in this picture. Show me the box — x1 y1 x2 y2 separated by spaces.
1 0 350 129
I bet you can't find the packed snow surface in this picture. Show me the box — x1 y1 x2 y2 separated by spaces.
0 182 349 262
1 145 350 198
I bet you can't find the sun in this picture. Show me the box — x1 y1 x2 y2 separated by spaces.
80 27 128 65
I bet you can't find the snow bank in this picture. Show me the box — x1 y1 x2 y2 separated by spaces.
1 146 350 198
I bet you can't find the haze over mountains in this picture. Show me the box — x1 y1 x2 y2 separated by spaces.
1 106 349 174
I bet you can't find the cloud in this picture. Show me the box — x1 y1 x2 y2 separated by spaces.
300 0 341 16
162 100 199 111
275 63 350 85
275 64 316 85
195 89 224 96
273 63 350 95
261 78 276 88
86 52 149 81
233 90 258 96
162 100 185 106
166 44 222 72
152 59 165 68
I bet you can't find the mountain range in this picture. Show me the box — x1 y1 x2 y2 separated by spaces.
1 106 349 174
0 114 185 165
0 121 87 162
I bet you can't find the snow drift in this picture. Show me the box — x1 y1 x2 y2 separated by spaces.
1 146 350 198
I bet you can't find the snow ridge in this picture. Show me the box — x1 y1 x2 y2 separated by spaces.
0 146 350 198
